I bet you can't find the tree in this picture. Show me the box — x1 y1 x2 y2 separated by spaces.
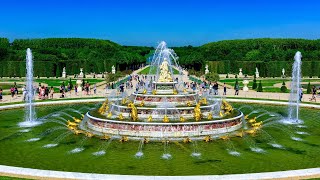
280 81 287 93
257 80 263 92
205 72 220 82
306 82 311 94
252 74 257 89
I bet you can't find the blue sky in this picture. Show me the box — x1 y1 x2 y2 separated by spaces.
1 0 320 46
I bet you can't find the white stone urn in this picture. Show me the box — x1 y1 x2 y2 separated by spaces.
243 80 249 92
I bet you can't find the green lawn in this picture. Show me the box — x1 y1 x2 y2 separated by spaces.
139 66 180 75
0 103 319 175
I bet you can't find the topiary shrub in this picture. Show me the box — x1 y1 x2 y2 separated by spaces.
280 81 287 93
252 74 257 89
306 82 311 94
226 73 229 78
257 80 263 92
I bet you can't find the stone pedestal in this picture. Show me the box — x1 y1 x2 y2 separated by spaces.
62 72 66 78
243 80 249 92
79 68 84 78
76 79 83 92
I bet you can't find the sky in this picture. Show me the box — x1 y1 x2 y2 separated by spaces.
0 0 320 46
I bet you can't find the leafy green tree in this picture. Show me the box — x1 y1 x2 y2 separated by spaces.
205 72 220 82
257 80 263 92
252 74 257 89
280 81 287 93
306 82 311 94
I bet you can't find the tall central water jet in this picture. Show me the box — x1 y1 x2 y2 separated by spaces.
19 48 41 127
287 51 302 124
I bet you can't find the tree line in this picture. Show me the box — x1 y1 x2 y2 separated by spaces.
0 37 320 78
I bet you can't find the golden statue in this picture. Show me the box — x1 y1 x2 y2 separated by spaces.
163 115 169 123
180 116 185 122
107 112 112 118
118 113 124 120
152 89 157 95
143 89 147 94
207 113 213 120
148 115 153 122
183 137 191 143
186 101 192 107
139 100 145 107
127 102 138 121
98 99 109 114
173 89 178 95
73 117 82 123
67 120 78 127
200 98 207 105
158 58 173 82
221 100 233 113
203 136 212 142
121 98 128 105
194 103 202 121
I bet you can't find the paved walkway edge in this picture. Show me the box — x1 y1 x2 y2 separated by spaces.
0 98 320 179
0 165 319 180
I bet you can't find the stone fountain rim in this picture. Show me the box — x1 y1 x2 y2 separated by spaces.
0 98 320 179
1 98 320 110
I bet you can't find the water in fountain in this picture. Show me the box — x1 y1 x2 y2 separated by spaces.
135 139 144 158
149 41 180 81
283 51 303 124
19 49 41 127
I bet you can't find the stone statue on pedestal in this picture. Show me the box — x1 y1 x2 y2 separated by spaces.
282 68 285 78
239 68 243 77
112 65 116 74
62 67 66 78
243 80 249 92
79 68 84 78
205 64 209 74
255 67 259 78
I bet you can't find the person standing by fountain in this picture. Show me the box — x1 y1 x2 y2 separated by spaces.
299 88 303 102
223 83 227 95
0 88 2 101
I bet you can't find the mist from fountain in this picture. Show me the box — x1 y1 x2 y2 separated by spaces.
19 48 41 127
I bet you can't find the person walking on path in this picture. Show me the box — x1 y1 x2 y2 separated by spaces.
93 84 97 95
0 89 3 101
223 83 227 95
49 86 54 99
234 84 239 95
310 86 317 102
22 85 27 101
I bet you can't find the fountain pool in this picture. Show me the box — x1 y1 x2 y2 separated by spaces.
0 102 319 176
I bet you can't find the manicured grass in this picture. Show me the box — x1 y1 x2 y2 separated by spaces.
139 66 180 75
0 176 29 180
0 103 319 175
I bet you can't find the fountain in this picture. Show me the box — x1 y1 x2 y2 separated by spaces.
79 42 244 141
283 51 303 124
19 48 41 127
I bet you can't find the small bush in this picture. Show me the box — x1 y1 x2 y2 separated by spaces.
280 81 287 93
306 82 311 94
